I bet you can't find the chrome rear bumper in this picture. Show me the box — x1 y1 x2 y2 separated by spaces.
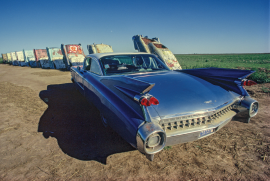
165 110 237 146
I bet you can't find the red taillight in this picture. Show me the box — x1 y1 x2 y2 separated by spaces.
242 80 257 86
141 98 151 106
140 97 159 106
149 97 159 105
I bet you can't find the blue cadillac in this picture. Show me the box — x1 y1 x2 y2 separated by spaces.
71 52 259 161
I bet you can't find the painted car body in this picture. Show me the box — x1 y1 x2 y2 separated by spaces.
16 51 26 66
7 53 12 64
23 49 36 67
46 47 66 69
34 49 50 69
87 43 113 54
61 44 85 70
132 35 182 70
2 54 8 63
10 52 19 66
70 52 259 161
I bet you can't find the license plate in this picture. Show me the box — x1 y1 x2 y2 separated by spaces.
199 128 217 138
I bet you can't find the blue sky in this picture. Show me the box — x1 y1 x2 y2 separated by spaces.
0 0 269 54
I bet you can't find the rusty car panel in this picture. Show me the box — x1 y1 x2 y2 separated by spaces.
11 52 19 66
61 44 85 69
2 54 8 63
132 35 182 70
132 35 160 53
16 51 26 66
24 49 37 67
34 49 50 69
46 47 66 69
87 43 113 54
149 43 182 70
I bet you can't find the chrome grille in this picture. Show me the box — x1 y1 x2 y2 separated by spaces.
160 105 234 131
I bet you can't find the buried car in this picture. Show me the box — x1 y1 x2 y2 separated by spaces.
34 49 50 68
16 51 26 66
46 47 66 69
11 52 19 66
87 43 113 54
61 43 85 70
132 35 182 70
7 53 12 64
23 49 36 67
2 53 8 64
71 52 259 161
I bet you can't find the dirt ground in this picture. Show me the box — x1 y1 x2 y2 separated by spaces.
0 64 269 180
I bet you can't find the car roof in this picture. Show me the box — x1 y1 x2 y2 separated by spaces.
86 52 150 59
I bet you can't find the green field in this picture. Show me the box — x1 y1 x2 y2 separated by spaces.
176 54 270 70
176 54 270 83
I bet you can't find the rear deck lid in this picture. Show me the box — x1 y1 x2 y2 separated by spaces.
126 71 236 118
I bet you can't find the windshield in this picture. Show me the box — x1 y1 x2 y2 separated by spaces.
100 54 169 76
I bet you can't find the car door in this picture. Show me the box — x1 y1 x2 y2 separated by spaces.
83 58 104 107
75 57 91 95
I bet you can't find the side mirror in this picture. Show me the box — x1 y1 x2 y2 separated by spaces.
77 66 81 71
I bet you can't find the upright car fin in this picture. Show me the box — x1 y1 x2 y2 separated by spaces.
177 68 255 96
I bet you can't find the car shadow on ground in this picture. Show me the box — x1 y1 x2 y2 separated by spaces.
38 83 135 164
231 110 250 123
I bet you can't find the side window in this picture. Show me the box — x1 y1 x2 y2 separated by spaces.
84 58 91 71
90 59 102 75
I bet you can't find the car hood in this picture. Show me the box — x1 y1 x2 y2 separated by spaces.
126 71 237 118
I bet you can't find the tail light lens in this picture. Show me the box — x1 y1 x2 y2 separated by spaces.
141 98 151 106
149 97 159 105
140 97 159 106
242 80 257 86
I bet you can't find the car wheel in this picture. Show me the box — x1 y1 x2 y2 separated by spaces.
100 113 108 127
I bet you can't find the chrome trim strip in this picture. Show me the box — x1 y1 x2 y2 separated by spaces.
125 76 155 89
134 94 141 102
142 106 152 122
142 83 155 94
